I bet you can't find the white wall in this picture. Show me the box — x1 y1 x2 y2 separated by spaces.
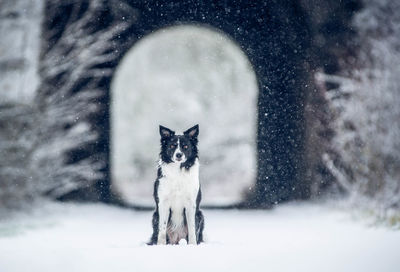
111 25 258 205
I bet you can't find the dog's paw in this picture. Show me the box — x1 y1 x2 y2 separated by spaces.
157 237 167 245
178 239 187 246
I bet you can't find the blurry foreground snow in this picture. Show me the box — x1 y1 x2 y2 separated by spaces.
1 202 399 272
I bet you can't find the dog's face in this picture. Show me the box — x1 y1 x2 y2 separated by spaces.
159 125 199 164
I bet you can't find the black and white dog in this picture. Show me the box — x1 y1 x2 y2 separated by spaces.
148 125 204 245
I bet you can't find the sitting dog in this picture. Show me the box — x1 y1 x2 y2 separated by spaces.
148 125 204 245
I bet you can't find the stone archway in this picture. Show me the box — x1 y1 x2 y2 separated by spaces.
111 25 258 205
40 0 310 206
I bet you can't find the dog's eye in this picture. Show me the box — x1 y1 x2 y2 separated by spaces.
183 145 188 149
170 144 175 148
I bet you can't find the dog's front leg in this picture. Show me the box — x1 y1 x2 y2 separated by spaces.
185 205 197 245
157 203 169 245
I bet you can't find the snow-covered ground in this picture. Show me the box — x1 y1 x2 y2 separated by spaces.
0 202 399 272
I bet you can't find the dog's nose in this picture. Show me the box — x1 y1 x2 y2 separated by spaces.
176 153 182 158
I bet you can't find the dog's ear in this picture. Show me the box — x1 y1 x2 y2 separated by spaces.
159 125 174 138
184 124 199 138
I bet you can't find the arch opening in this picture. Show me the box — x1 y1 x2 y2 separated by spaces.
111 25 258 206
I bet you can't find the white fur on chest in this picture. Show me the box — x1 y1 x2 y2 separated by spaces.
156 157 200 245
158 159 200 204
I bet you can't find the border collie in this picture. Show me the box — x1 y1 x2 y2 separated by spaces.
148 125 204 245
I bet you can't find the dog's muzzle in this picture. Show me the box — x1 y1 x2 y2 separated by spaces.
175 152 183 161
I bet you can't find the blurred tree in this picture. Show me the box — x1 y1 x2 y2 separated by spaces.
319 0 400 217
301 0 362 197
39 0 136 201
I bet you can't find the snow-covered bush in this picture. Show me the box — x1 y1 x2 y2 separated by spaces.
0 103 35 209
38 0 135 202
0 0 43 210
0 91 104 210
0 0 131 210
319 0 400 221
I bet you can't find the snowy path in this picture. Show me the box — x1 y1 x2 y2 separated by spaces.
0 202 399 272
